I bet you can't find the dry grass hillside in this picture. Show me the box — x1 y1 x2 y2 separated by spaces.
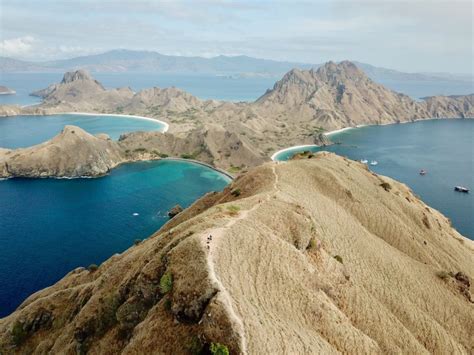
2 61 472 170
1 152 472 354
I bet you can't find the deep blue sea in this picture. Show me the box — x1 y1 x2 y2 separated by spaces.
0 114 166 149
275 119 473 240
0 160 231 317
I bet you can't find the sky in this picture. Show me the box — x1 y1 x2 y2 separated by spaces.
0 0 472 73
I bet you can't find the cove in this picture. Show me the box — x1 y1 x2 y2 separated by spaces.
274 119 473 240
0 160 231 317
0 113 167 149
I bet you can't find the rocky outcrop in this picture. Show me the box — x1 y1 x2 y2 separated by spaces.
0 126 125 178
167 205 183 218
424 94 474 118
0 153 472 353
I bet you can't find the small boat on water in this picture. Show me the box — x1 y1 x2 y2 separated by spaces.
454 186 469 193
360 159 368 164
370 160 378 166
419 169 427 175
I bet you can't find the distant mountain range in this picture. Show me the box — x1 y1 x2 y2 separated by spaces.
1 49 472 84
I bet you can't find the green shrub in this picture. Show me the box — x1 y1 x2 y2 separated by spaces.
159 153 169 158
227 165 242 173
210 342 230 355
333 255 343 264
436 271 450 280
160 272 173 294
133 148 147 153
226 205 240 215
187 336 204 355
88 264 99 272
231 188 241 197
164 298 172 311
11 321 27 345
180 153 195 159
307 238 317 250
380 182 392 192
134 239 142 246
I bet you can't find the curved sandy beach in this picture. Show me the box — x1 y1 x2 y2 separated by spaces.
62 112 170 133
270 126 355 161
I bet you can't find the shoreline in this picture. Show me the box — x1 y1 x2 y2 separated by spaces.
62 112 170 133
270 126 356 161
270 117 473 161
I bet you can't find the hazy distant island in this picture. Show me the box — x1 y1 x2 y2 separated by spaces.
0 60 472 179
0 86 16 95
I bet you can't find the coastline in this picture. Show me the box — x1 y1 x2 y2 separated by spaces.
270 126 356 161
270 117 473 161
62 112 170 133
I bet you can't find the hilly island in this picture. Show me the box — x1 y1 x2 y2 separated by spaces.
0 61 472 178
0 60 473 354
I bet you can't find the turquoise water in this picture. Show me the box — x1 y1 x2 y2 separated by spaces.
0 114 166 149
275 119 473 239
0 160 231 317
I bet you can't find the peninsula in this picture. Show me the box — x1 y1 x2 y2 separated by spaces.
0 153 472 353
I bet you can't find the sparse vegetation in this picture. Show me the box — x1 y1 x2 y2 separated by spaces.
334 255 343 264
164 298 172 311
210 342 230 355
307 238 317 250
133 147 147 153
87 264 99 272
231 188 241 197
11 321 28 345
227 165 242 173
436 271 450 280
187 336 204 355
226 205 240 215
160 272 173 294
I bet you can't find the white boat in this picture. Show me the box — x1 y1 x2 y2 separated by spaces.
370 160 378 166
360 159 368 164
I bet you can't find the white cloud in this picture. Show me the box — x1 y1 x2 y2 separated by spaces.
0 36 36 57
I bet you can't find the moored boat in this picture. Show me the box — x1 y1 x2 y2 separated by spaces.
370 160 378 166
454 186 469 193
420 169 427 175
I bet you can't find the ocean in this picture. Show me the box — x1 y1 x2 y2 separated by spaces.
274 119 473 240
0 160 231 317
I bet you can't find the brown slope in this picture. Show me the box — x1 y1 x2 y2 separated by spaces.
0 126 125 178
1 153 472 354
253 61 430 129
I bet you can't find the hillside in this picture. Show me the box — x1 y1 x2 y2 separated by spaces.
1 62 472 172
0 153 472 353
0 126 125 178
